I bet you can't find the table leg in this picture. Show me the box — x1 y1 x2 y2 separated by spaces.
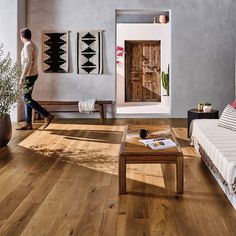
119 155 126 194
176 155 184 194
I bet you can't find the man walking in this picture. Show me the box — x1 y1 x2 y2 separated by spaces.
17 28 54 130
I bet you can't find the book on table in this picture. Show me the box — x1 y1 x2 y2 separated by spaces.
139 138 177 150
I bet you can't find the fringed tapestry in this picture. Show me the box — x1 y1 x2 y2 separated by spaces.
77 31 103 74
42 31 69 73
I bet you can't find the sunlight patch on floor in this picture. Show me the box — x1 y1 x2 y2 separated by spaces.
127 164 165 188
18 123 167 188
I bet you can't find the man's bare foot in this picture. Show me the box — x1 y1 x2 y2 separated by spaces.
16 123 33 130
41 113 54 129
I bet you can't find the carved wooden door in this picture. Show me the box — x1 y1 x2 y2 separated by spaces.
125 41 143 102
125 41 161 102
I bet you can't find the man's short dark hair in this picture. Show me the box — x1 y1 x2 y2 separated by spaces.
20 28 32 40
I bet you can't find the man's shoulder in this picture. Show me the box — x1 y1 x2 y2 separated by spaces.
25 41 38 50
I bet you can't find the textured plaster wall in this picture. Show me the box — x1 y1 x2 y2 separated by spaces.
26 0 235 117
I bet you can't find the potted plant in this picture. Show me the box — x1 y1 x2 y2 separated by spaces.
0 45 21 148
203 102 212 112
161 65 169 106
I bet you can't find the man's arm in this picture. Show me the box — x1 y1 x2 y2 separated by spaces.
19 44 32 84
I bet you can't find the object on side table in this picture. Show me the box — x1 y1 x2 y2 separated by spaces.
197 103 203 111
187 108 219 137
203 102 212 112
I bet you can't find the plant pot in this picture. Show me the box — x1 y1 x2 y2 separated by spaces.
203 105 212 112
162 95 169 106
0 114 12 148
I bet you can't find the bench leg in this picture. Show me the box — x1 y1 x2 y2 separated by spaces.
176 155 184 194
99 104 105 122
119 155 126 194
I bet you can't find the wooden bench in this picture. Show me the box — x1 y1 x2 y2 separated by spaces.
32 100 113 123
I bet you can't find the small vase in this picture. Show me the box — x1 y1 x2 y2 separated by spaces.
159 15 168 24
0 114 12 148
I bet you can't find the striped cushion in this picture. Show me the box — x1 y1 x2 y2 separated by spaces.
218 104 236 131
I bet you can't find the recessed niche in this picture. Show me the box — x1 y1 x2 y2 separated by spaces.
116 10 171 115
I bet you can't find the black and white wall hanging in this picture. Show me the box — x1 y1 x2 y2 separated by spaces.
42 31 69 73
77 30 103 74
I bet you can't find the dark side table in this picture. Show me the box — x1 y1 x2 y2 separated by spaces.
187 109 219 137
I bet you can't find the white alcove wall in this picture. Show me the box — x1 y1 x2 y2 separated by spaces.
116 23 171 114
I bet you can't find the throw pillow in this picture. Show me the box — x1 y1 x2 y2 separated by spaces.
218 104 236 131
231 100 236 109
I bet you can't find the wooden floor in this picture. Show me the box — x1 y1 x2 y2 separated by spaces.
0 118 236 236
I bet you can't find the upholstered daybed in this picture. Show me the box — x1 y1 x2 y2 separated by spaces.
191 119 236 209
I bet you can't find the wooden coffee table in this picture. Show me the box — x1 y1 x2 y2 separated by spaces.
119 125 184 194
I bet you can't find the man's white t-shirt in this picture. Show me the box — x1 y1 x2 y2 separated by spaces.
21 41 38 78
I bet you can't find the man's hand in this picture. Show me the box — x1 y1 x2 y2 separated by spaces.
19 76 25 86
19 79 23 86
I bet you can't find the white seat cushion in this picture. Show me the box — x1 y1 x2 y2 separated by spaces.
191 119 236 192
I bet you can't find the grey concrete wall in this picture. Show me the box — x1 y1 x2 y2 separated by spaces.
26 0 235 118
